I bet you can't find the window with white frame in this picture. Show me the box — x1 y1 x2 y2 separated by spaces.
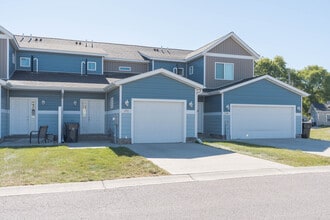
215 62 234 80
119 66 131 72
173 67 184 76
12 53 16 64
327 114 330 122
20 57 30 68
87 61 96 71
189 66 194 75
110 97 114 109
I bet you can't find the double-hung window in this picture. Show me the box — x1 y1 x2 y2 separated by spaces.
215 62 234 80
87 61 96 71
173 67 184 76
20 57 31 68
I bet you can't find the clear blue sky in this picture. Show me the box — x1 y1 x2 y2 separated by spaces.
1 0 329 71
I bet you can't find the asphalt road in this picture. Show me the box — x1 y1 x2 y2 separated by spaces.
1 173 329 219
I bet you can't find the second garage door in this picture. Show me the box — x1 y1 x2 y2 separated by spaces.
132 100 185 143
231 105 295 139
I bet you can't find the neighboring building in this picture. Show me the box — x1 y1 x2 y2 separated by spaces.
0 26 309 143
310 102 330 126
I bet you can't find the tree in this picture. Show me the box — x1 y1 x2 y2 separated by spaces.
254 56 290 83
297 65 329 113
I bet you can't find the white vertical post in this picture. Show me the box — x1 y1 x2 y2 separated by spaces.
58 106 62 143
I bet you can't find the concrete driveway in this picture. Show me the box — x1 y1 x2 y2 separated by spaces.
125 143 290 174
238 138 330 157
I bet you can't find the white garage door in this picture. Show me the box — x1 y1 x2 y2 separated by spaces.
133 100 185 143
231 105 295 139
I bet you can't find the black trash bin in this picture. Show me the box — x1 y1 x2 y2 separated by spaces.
302 122 312 138
64 123 79 142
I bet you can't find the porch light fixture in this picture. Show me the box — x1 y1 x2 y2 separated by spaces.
189 101 193 108
226 105 230 110
73 100 77 106
297 106 301 111
125 99 130 107
41 100 46 105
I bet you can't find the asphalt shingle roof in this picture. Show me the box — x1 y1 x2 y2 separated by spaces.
312 103 330 111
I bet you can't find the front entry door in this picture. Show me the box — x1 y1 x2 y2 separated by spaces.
80 99 105 134
10 98 38 135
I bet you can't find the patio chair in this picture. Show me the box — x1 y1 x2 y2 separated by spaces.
29 126 49 144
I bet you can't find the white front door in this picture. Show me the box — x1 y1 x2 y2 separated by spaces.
197 102 204 133
10 98 38 135
80 99 105 134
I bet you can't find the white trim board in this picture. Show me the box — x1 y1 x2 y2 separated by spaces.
205 53 254 60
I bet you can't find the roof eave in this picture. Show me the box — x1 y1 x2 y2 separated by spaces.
19 47 107 57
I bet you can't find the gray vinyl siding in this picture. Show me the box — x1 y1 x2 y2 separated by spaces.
103 60 148 74
209 37 251 56
313 110 330 126
0 39 8 79
205 56 253 89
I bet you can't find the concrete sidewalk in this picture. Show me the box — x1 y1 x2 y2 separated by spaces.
1 166 330 197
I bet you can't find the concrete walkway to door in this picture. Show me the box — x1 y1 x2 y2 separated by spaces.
125 143 290 174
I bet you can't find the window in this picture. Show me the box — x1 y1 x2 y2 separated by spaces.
173 67 184 76
119 66 131 72
20 57 30 68
189 66 194 75
12 53 16 65
110 97 114 109
215 62 234 80
87 61 96 71
327 114 330 122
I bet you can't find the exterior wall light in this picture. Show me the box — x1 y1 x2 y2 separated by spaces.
125 100 130 107
226 105 230 110
189 101 194 108
73 100 78 106
297 106 301 111
41 100 46 105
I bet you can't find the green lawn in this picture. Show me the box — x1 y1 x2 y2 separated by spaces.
310 127 330 141
205 141 330 167
0 146 168 187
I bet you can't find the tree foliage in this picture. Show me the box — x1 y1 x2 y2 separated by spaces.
254 57 330 115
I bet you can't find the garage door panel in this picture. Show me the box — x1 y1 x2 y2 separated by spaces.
231 105 295 139
133 100 185 143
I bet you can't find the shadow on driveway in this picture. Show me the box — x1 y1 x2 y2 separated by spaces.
237 138 330 157
124 143 232 159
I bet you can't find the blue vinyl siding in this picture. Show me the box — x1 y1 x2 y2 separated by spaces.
296 115 302 135
204 95 222 112
187 57 204 84
10 90 61 110
16 51 102 74
9 42 15 77
186 114 195 137
1 112 9 137
63 113 80 123
64 92 104 111
38 114 58 134
153 60 186 75
224 79 301 112
1 87 9 109
106 88 119 111
122 74 195 110
121 113 131 139
105 113 119 137
204 115 221 135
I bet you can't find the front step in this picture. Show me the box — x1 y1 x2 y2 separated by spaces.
78 134 111 141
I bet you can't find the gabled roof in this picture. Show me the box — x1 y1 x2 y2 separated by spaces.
0 25 14 38
114 68 204 89
312 103 330 111
185 32 260 60
204 75 309 97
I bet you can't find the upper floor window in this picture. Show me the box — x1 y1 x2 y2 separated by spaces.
215 62 234 80
119 66 131 72
87 61 96 71
173 67 184 76
20 57 30 68
189 66 194 75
